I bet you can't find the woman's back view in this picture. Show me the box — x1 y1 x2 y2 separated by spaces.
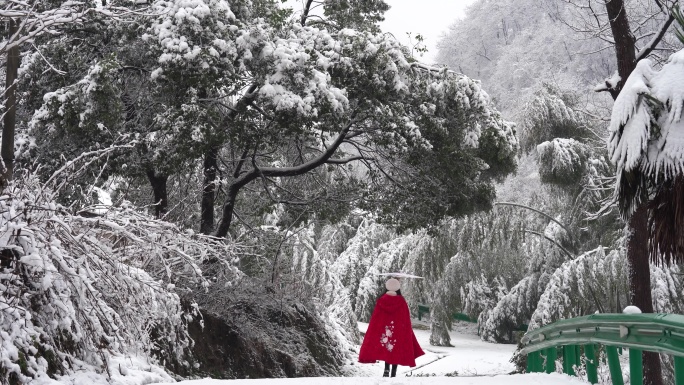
358 278 424 376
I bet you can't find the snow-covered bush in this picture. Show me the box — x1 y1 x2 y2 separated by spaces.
519 85 591 153
329 218 395 318
650 263 684 314
528 247 629 330
536 138 591 186
514 246 684 377
288 221 363 349
0 169 240 383
479 275 537 343
428 207 548 344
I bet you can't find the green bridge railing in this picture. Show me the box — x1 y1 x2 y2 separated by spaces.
520 313 684 384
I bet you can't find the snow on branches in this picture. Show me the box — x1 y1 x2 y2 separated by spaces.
609 50 684 195
0 172 240 383
146 0 241 73
519 84 589 153
608 50 684 262
0 0 151 56
527 244 684 330
528 247 628 331
536 138 590 186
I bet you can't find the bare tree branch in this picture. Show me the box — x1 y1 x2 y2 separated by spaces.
301 0 314 26
325 156 369 164
495 201 573 237
635 12 675 61
523 229 575 260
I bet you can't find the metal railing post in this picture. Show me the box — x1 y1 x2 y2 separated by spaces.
526 352 533 372
545 347 557 373
675 355 684 385
585 344 598 384
629 349 643 385
536 350 544 372
563 345 577 375
528 350 543 372
606 345 624 385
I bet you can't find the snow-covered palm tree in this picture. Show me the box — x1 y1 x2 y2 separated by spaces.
608 13 684 264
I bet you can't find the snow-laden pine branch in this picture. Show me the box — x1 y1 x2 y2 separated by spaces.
0 170 241 383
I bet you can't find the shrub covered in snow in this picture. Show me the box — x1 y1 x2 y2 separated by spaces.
528 247 629 332
536 138 591 186
0 171 239 383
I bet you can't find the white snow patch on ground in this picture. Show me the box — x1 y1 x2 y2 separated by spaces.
32 354 174 385
352 320 516 377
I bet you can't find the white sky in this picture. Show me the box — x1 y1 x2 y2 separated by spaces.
380 0 477 64
284 0 476 64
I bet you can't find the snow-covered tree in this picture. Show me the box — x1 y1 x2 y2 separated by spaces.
608 46 684 264
1 0 148 186
0 162 240 382
473 216 569 342
424 206 557 345
529 247 629 330
519 84 592 153
436 0 619 118
18 0 518 240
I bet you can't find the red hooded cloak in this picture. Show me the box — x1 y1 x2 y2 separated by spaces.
358 293 424 367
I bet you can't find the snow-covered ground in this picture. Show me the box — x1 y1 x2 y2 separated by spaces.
353 321 516 377
159 374 588 385
160 320 587 385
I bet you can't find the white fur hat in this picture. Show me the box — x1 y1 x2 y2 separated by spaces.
385 278 401 292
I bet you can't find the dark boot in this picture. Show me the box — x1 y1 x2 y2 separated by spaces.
391 364 398 377
383 363 390 377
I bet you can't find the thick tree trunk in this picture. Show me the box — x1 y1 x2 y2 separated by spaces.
200 147 218 234
605 0 637 97
627 206 653 311
627 203 662 385
215 176 256 238
146 169 168 218
214 148 253 238
1 19 21 187
215 184 239 238
604 2 662 383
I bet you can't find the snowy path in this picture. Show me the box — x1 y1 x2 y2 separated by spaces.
160 374 587 385
161 320 588 385
356 321 517 377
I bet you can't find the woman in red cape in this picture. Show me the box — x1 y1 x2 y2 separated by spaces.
358 278 424 377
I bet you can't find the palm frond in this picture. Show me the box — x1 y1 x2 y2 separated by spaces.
616 169 649 219
649 176 684 265
673 5 684 45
